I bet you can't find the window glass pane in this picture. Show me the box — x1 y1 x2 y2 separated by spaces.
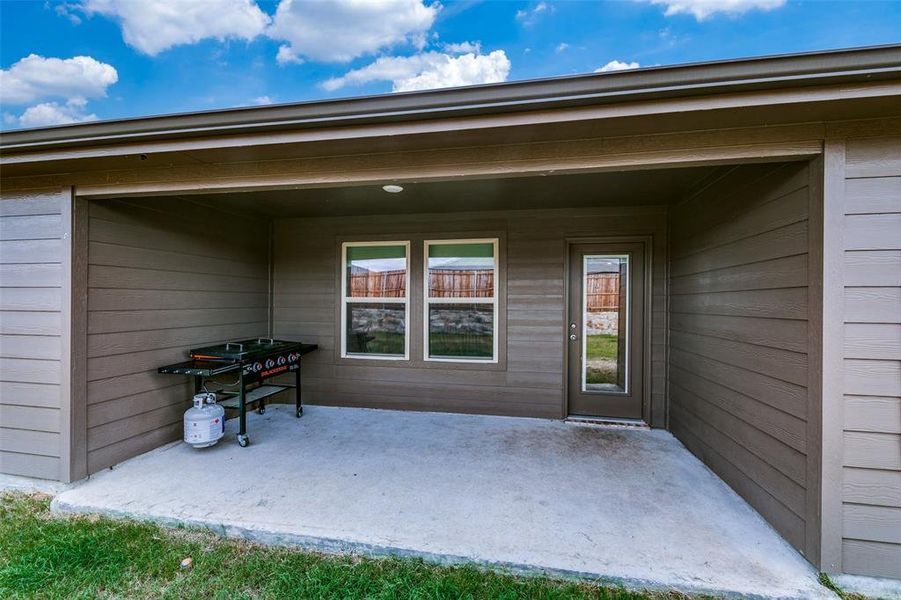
583 256 628 393
427 242 494 298
346 303 406 356
346 245 406 298
428 304 493 359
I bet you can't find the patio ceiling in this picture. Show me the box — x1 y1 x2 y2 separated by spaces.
151 165 721 218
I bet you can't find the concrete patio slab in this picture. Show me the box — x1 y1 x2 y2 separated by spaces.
53 405 832 599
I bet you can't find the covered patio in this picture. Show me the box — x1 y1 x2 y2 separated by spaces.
40 157 830 599
53 405 830 599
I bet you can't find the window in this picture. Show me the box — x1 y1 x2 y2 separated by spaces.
341 242 409 360
582 255 629 393
424 239 498 362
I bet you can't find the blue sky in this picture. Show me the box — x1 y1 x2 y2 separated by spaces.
1 0 900 129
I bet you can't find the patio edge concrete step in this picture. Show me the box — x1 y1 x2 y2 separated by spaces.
51 496 836 600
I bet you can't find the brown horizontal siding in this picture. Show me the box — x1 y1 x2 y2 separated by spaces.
842 467 901 508
668 365 807 453
273 205 668 425
843 504 901 545
842 540 901 579
0 189 64 480
844 432 901 471
670 405 806 551
840 135 901 579
668 162 812 557
0 450 58 480
84 198 269 474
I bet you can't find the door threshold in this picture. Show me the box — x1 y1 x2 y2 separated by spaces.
565 416 649 429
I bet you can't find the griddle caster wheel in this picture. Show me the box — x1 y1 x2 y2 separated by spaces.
296 408 303 418
237 434 250 448
258 405 266 415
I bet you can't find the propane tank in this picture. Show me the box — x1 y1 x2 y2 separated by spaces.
184 392 225 448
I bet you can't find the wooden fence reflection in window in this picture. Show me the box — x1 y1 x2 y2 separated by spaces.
348 268 406 297
350 269 617 308
586 273 620 311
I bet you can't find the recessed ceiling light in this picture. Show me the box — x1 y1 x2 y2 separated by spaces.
382 184 404 193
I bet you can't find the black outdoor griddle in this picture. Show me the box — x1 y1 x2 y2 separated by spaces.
158 338 317 447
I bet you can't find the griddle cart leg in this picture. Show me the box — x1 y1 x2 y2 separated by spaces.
237 370 249 447
295 362 303 418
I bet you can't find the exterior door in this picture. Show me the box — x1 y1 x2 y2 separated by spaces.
567 242 645 419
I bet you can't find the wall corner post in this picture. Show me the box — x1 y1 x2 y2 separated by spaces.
809 139 847 573
60 189 88 482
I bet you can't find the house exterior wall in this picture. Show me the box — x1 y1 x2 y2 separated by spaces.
83 198 270 473
0 188 70 480
838 135 901 579
0 121 895 584
273 206 668 425
668 162 815 556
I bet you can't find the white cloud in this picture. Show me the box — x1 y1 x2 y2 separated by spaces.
80 0 270 55
555 42 569 53
443 41 481 54
252 95 273 105
1 54 117 129
0 54 118 105
269 0 439 64
595 59 641 73
15 99 99 128
275 45 303 65
411 31 429 52
55 2 83 25
322 49 511 93
645 0 786 20
516 1 549 27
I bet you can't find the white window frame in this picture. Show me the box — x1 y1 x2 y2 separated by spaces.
423 238 499 363
341 241 410 361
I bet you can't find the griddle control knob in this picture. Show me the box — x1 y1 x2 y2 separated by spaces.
277 355 287 366
288 353 298 362
253 362 263 372
265 358 275 369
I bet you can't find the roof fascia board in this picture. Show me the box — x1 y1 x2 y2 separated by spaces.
3 79 898 166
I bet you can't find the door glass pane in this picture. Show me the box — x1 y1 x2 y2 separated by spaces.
428 303 494 359
346 245 406 298
427 242 494 298
583 255 628 393
346 303 406 356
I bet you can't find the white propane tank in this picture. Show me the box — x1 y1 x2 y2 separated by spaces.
184 392 225 448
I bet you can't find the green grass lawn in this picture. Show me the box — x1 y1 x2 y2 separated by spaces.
351 331 406 355
585 334 619 385
585 334 618 361
0 492 683 600
348 331 494 358
429 333 493 358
